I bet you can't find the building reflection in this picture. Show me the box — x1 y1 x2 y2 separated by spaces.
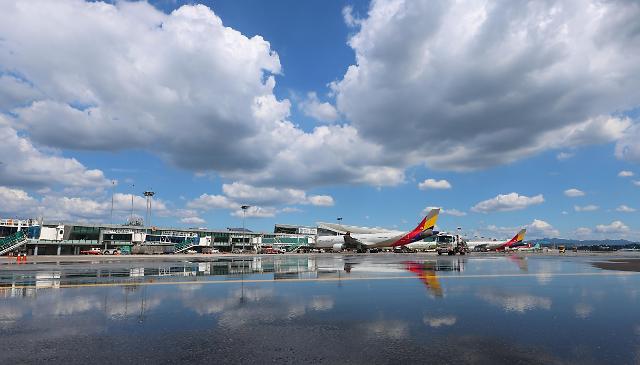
0 256 466 298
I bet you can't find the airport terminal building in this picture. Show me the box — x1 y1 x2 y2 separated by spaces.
0 218 317 256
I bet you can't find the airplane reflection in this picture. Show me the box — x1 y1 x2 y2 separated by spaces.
405 259 465 297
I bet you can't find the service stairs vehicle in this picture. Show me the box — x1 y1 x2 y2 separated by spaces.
0 231 29 256
174 237 199 254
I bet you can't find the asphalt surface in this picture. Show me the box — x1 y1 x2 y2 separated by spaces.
1 253 640 364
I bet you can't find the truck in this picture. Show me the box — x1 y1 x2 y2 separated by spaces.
435 234 468 256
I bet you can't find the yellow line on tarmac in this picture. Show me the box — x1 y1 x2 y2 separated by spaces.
3 271 638 290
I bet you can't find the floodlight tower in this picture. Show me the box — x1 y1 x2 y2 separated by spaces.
144 190 155 227
241 205 251 251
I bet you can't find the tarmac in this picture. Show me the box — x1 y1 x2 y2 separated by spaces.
1 253 640 364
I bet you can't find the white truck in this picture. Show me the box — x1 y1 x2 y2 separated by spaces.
435 234 468 256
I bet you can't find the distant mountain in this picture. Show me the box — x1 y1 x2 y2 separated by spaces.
529 238 639 246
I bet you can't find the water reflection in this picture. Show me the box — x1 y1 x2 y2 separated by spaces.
1 255 640 364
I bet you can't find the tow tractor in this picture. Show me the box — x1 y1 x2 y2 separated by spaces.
435 234 468 255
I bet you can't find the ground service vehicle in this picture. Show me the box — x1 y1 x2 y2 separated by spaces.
435 234 468 255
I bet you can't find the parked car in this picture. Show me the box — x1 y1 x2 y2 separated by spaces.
102 248 120 255
186 249 197 254
80 248 102 255
211 248 220 253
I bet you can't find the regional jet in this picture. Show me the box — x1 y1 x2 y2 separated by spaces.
466 229 526 251
315 208 440 252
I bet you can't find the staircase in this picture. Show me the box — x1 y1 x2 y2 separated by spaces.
285 242 307 252
174 237 198 253
0 231 28 256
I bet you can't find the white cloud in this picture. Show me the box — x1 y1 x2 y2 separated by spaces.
634 180 640 187
298 92 339 122
186 183 334 219
0 1 406 191
574 204 599 212
423 206 466 217
180 216 206 225
471 193 544 213
556 152 574 161
342 5 361 28
0 117 109 189
418 179 451 190
332 0 640 171
307 195 335 206
617 205 636 213
186 194 237 211
231 206 277 218
618 170 634 177
0 188 169 223
0 186 38 215
564 188 585 197
443 208 466 217
222 182 307 206
526 219 560 238
574 227 592 238
595 221 629 234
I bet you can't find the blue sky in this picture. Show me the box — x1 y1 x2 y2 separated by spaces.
0 0 639 240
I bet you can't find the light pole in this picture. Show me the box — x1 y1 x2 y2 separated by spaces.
130 183 135 223
241 205 250 251
110 180 116 224
144 190 155 227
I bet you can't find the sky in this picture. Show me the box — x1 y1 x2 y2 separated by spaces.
0 0 639 240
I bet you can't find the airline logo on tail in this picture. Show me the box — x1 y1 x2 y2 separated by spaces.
392 208 440 247
506 229 526 246
421 208 440 231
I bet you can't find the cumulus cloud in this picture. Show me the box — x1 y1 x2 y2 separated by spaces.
423 206 466 217
333 0 640 171
0 188 169 223
186 194 237 211
618 170 634 177
418 178 451 190
298 92 339 122
526 219 560 238
564 188 585 197
231 206 277 218
180 216 206 226
471 193 544 213
0 1 407 191
185 183 334 218
0 116 109 189
574 204 599 212
617 205 636 213
595 221 629 234
307 195 335 206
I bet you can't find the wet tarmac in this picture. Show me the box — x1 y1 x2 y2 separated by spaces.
1 253 640 364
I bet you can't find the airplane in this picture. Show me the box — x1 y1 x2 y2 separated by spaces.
315 208 440 252
466 228 526 252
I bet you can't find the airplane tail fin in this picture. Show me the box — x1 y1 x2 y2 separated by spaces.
418 208 440 232
506 229 526 246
